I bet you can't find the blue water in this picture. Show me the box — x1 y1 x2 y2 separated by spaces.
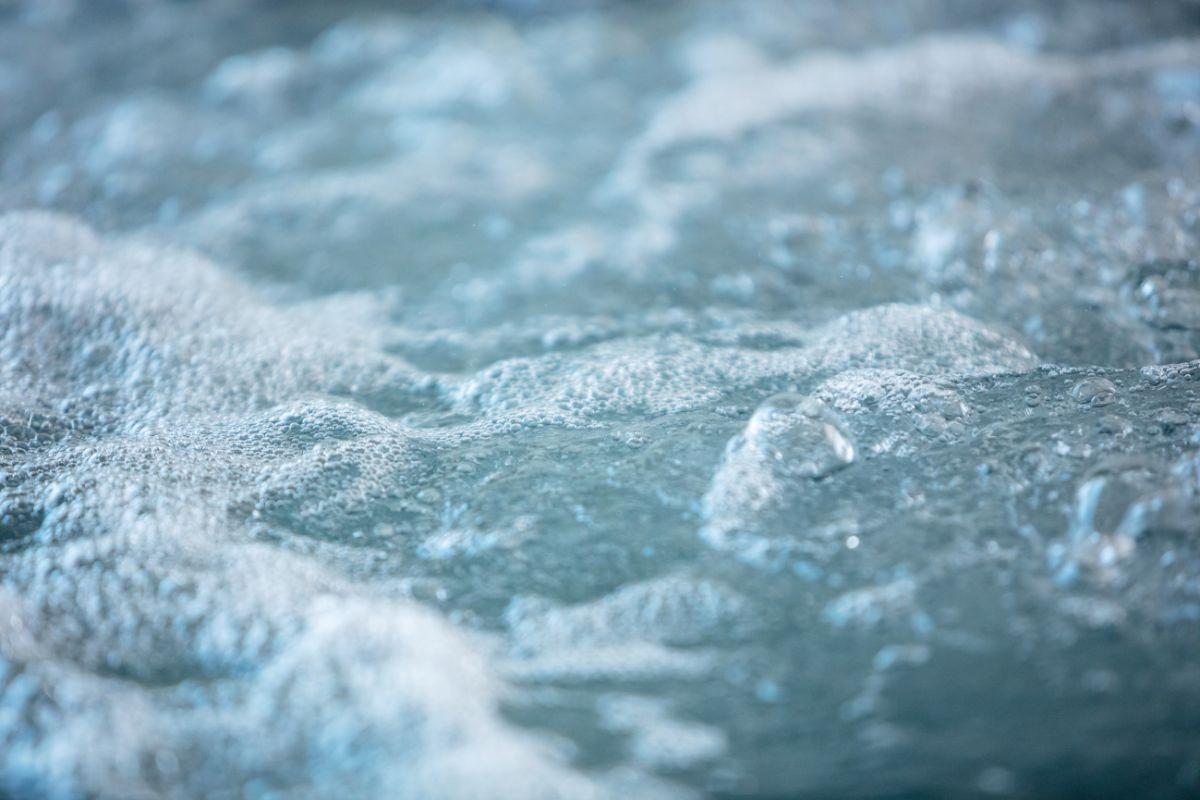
1 1 1199 797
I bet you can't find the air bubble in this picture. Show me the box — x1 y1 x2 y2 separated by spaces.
700 394 855 560
1070 377 1117 407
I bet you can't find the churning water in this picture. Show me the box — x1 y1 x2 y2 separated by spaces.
1 1 1199 797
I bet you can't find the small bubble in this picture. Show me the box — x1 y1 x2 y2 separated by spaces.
1156 409 1190 435
755 679 782 703
1070 377 1117 407
1095 415 1130 436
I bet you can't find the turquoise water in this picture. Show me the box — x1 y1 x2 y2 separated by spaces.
1 2 1199 797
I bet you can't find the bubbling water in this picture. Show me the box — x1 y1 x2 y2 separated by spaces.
1 1 1199 798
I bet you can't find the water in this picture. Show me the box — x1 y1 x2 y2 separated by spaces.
1 1 1199 797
